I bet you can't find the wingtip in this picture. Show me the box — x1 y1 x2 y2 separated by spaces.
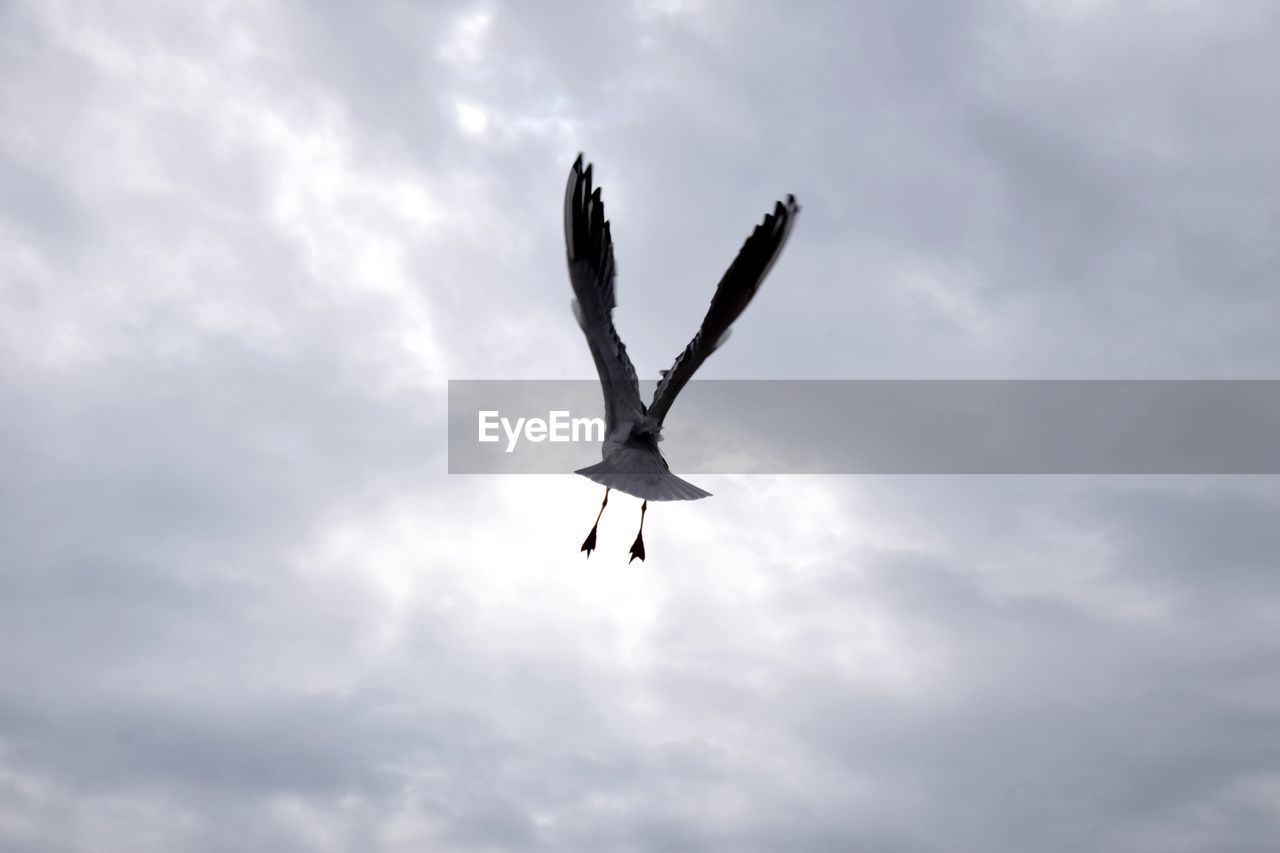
569 153 590 194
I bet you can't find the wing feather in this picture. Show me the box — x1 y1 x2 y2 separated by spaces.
648 194 800 424
565 154 645 430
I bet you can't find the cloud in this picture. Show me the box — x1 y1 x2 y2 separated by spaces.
2 0 1279 850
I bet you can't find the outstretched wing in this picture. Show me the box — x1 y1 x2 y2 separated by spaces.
648 194 800 425
565 154 645 430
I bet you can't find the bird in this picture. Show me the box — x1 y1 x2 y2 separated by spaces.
565 153 800 562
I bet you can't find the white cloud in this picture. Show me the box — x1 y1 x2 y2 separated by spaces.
453 98 490 137
439 6 494 67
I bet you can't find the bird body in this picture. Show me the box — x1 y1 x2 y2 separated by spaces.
564 153 798 557
576 419 710 501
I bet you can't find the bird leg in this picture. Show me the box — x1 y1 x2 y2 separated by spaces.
628 500 648 563
580 488 610 558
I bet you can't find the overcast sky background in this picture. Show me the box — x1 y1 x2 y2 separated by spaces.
3 0 1280 850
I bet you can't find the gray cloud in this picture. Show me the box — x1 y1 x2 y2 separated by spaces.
2 0 1279 850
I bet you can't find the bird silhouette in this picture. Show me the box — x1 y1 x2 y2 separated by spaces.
565 154 799 561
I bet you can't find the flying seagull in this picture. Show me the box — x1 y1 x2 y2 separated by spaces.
565 154 800 561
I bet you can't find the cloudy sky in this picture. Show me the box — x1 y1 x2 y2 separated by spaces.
3 0 1280 850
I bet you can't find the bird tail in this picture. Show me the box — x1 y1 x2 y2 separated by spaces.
575 459 712 501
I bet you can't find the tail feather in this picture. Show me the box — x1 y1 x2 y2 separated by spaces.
576 459 711 501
